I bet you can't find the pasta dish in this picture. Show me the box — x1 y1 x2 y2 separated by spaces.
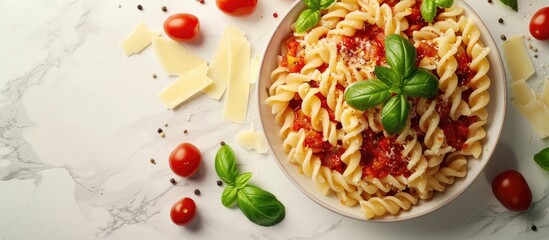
265 0 490 219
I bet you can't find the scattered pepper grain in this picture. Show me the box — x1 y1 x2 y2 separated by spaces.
161 6 167 12
150 158 156 164
194 189 201 196
217 180 223 186
498 18 503 23
532 224 538 232
170 178 177 185
152 73 157 79
500 34 507 41
137 4 143 10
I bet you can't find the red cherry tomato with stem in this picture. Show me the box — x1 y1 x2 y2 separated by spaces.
530 7 549 40
169 143 201 177
492 170 532 211
170 197 196 226
216 0 258 16
163 13 200 42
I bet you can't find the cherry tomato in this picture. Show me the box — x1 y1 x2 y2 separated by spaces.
529 7 549 40
163 13 200 42
491 170 532 211
170 197 196 226
216 0 258 16
169 143 201 177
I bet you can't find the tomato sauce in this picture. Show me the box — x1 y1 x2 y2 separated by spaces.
292 102 346 172
281 37 305 73
360 130 411 179
338 25 386 65
416 41 438 64
439 115 479 150
404 2 426 36
455 49 476 87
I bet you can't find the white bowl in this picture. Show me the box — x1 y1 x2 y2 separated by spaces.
257 1 506 222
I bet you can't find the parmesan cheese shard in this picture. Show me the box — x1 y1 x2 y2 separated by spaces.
510 80 535 105
513 99 549 138
152 36 207 76
541 77 549 107
249 55 261 84
119 22 160 56
223 37 250 123
236 124 269 154
203 25 246 99
502 35 535 82
158 63 212 109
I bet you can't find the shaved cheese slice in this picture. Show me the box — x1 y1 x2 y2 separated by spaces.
249 55 261 84
541 78 549 107
513 99 549 138
501 35 535 81
158 63 212 109
510 80 536 105
203 26 246 99
236 124 269 154
223 37 250 123
119 22 160 56
152 36 207 75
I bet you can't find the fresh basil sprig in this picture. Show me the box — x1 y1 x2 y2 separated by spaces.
295 0 336 33
215 142 285 226
500 0 518 11
344 34 439 134
420 0 454 23
534 147 549 171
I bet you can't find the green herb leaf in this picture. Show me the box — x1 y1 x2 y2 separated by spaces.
402 68 439 98
344 80 391 111
303 0 320 10
421 0 437 23
237 185 286 226
385 34 417 78
295 9 321 33
215 144 239 185
435 0 454 8
500 0 518 11
235 172 253 189
534 147 549 171
381 95 410 134
221 185 239 208
375 66 402 87
319 0 337 10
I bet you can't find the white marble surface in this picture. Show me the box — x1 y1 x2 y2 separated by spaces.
1 0 549 239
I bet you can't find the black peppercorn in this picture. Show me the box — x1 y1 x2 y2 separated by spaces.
137 5 143 10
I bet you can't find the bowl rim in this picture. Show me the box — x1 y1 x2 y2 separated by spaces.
256 0 507 222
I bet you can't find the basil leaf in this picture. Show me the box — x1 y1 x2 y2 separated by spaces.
237 185 285 226
295 9 321 33
375 66 402 87
385 34 417 78
435 0 453 8
215 144 239 185
402 68 439 98
344 80 391 110
221 185 239 208
534 147 549 171
319 0 337 10
303 0 320 10
235 172 253 189
421 0 437 23
500 0 518 11
381 95 410 134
